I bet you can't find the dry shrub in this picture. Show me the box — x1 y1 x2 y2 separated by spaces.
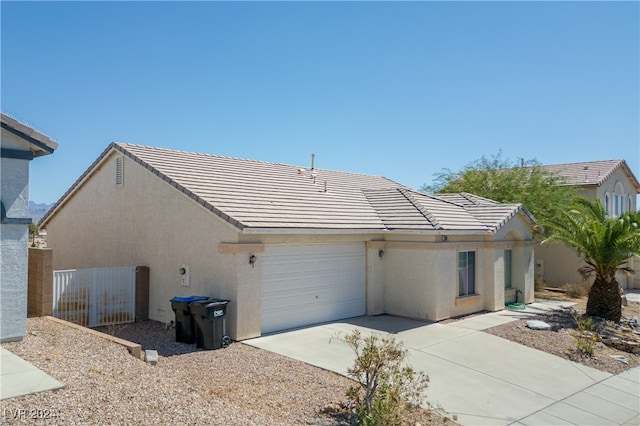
562 282 589 298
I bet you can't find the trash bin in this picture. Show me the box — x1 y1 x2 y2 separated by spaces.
170 296 210 344
189 299 230 350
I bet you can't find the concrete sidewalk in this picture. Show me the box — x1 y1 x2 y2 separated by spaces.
0 347 64 400
246 301 639 426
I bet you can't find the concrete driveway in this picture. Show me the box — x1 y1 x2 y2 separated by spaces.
246 301 639 426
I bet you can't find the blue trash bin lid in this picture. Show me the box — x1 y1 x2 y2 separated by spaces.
170 295 210 303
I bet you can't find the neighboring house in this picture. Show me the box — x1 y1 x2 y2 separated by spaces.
39 143 535 340
1 113 57 342
535 159 640 289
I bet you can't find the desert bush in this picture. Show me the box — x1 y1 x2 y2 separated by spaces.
562 282 589 298
343 330 429 426
573 313 597 356
534 277 546 292
576 335 597 356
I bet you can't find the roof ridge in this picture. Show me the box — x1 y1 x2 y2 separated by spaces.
398 188 443 230
541 159 623 168
114 142 397 182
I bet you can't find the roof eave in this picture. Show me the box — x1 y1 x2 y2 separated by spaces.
0 119 58 156
240 227 493 236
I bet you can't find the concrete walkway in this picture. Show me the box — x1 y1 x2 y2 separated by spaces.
0 346 64 400
246 301 640 426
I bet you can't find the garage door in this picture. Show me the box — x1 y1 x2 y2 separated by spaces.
261 243 366 334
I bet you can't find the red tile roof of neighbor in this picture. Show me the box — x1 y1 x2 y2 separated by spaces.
40 142 533 233
540 159 640 192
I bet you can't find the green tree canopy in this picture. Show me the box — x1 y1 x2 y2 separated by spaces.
542 198 640 321
421 152 578 233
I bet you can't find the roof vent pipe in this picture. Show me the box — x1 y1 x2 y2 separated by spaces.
311 154 315 171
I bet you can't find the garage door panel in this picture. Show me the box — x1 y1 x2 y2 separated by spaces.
261 243 365 334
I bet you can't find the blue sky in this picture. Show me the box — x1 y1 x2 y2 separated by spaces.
2 1 638 204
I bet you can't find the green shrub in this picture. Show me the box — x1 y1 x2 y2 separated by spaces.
343 330 429 426
576 335 597 356
573 313 597 356
573 313 594 332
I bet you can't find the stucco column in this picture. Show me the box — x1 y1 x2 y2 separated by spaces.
219 243 264 341
366 241 385 315
1 225 29 342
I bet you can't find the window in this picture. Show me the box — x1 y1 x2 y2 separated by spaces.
458 251 475 296
630 196 634 213
604 193 609 216
504 249 512 289
614 195 623 216
115 156 124 187
613 182 624 217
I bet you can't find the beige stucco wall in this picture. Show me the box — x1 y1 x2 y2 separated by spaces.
44 149 536 339
362 214 534 322
42 152 260 339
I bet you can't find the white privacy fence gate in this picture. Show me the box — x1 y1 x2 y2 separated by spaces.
53 267 136 327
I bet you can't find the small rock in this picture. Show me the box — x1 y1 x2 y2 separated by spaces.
526 320 551 330
610 355 629 364
144 349 158 365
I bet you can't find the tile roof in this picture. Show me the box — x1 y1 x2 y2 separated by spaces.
41 143 534 233
365 189 533 232
540 159 640 192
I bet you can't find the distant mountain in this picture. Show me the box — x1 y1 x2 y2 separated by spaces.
29 201 54 224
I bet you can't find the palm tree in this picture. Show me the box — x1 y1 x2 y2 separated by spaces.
542 198 640 322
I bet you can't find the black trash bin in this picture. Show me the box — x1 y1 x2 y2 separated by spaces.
170 296 210 344
189 299 230 350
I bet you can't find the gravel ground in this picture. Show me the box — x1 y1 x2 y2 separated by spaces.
485 292 640 375
3 293 637 425
1 318 452 426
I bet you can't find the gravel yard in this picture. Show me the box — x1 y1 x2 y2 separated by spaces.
1 317 451 426
3 292 638 425
485 292 640 375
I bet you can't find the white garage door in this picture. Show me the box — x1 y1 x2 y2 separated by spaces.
261 243 366 334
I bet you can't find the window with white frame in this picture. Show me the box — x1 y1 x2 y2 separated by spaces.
604 193 610 216
614 182 624 217
458 251 476 296
615 195 623 216
630 196 634 213
504 249 512 289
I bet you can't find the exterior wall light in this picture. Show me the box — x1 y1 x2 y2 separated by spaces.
378 249 385 259
249 254 257 267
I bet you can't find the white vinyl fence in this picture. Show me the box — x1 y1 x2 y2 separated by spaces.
53 267 136 327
